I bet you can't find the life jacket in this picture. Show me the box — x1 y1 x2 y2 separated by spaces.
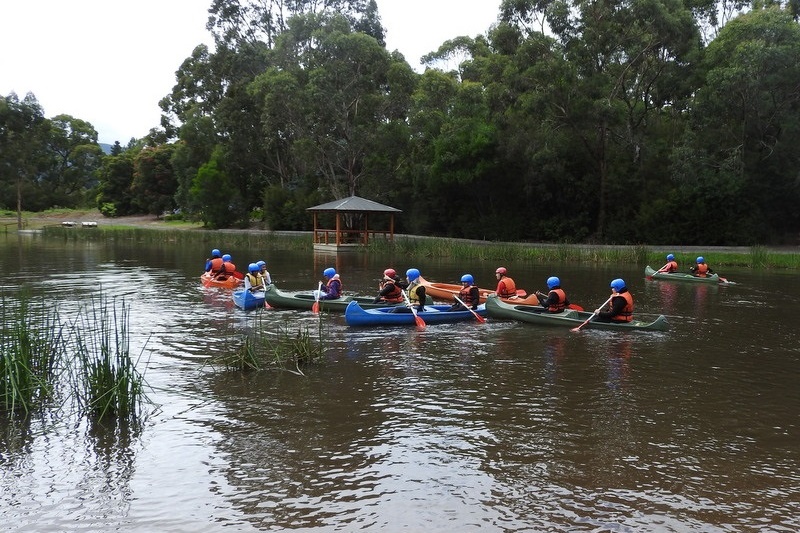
245 273 262 291
665 260 678 273
695 263 709 277
408 282 422 304
612 291 634 322
223 261 236 274
208 257 223 272
496 276 517 298
459 285 477 306
326 276 342 298
547 288 567 312
379 280 403 303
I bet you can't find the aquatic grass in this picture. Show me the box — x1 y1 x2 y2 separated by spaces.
0 292 66 414
210 315 325 375
69 298 149 422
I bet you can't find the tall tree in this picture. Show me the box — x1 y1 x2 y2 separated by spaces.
673 6 800 243
0 93 48 227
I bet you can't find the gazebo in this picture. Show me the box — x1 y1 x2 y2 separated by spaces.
307 196 401 251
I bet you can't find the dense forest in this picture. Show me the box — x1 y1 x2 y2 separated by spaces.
2 0 799 245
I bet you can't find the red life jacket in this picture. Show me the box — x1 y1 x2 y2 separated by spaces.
496 277 517 298
379 280 403 303
695 263 709 277
613 291 634 322
547 288 567 312
664 260 678 273
459 285 477 306
208 257 223 272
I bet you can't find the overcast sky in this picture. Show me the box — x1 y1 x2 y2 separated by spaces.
1 0 500 145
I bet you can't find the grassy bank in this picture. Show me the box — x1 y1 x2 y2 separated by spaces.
32 218 800 269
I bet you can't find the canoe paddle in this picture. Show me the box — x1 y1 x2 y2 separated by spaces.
312 281 322 314
646 263 670 280
570 295 614 332
453 294 486 323
401 289 426 328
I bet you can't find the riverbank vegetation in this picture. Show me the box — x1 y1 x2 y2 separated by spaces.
3 2 800 246
40 224 800 269
0 291 150 423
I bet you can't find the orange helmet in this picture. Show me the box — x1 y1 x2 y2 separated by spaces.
495 267 507 275
383 268 396 278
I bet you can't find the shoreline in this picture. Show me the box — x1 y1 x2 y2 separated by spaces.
4 210 798 255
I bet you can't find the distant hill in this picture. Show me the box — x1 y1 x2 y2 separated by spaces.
99 143 113 155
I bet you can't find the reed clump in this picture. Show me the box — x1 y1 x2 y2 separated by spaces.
70 298 149 422
0 291 65 414
212 316 324 375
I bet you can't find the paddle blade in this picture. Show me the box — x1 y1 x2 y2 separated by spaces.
201 276 211 287
414 314 426 328
312 301 320 314
567 304 584 312
475 313 486 324
232 271 244 280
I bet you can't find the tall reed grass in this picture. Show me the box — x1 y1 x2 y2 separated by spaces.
69 298 149 421
0 292 65 414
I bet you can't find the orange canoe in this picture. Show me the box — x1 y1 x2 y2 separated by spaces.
418 276 527 304
201 271 242 288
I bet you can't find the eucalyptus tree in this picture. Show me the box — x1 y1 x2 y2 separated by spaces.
672 7 800 244
250 12 413 203
43 115 104 207
0 93 48 225
497 0 702 241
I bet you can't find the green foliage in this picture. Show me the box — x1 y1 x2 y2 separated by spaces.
71 298 148 421
0 291 64 413
190 149 243 228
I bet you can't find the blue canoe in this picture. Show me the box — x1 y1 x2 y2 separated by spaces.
232 289 266 310
345 301 487 327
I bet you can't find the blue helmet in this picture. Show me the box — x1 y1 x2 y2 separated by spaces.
546 276 560 289
248 262 259 273
323 267 336 278
666 254 675 261
211 248 221 258
222 254 232 262
460 274 474 284
610 278 626 292
256 260 266 268
696 256 704 263
406 268 420 281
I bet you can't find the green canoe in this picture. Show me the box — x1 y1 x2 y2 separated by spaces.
644 265 726 284
485 295 669 331
263 283 431 312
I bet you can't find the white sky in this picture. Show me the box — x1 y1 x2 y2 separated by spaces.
0 0 500 145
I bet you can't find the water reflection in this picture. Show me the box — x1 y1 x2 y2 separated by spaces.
1 236 799 531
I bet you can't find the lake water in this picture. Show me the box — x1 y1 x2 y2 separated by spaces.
1 235 798 532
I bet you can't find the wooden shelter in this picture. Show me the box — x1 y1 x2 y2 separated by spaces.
307 196 401 251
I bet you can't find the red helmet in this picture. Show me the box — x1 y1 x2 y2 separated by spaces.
383 268 396 278
495 267 507 275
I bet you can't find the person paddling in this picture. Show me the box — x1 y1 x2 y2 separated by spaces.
535 276 570 313
595 278 634 323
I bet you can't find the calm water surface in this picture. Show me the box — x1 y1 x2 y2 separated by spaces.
1 235 798 532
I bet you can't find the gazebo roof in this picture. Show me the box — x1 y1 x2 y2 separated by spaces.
307 195 401 213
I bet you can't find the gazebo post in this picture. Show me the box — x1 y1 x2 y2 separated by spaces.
390 214 394 243
336 213 341 246
364 213 369 245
